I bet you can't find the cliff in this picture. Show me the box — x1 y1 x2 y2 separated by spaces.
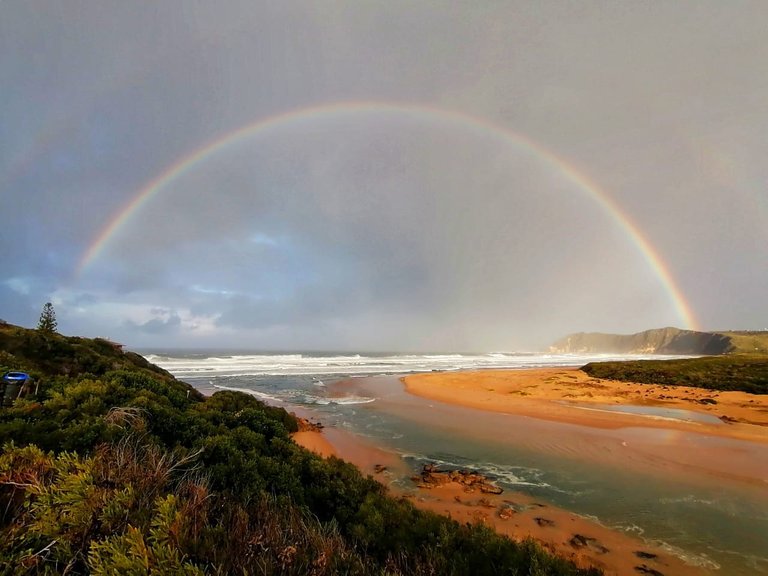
549 327 738 355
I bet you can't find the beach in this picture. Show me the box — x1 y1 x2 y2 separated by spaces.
175 352 768 576
290 366 768 575
402 367 768 443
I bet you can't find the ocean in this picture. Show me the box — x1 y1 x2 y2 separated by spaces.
142 350 768 576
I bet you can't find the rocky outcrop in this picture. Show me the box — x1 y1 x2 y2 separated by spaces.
549 327 733 355
294 416 324 432
411 464 503 494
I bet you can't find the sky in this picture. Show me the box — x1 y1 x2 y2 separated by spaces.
2 1 767 352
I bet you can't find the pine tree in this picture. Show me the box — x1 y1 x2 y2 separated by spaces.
37 302 57 334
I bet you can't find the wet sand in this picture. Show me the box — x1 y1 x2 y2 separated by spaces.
402 368 768 444
409 482 704 576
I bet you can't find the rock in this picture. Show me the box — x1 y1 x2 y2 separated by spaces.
534 517 555 527
634 551 658 560
412 464 503 494
569 534 609 554
570 534 589 548
373 464 387 474
634 566 664 576
294 415 323 432
498 507 515 520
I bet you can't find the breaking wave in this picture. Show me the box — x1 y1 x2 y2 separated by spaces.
143 351 680 379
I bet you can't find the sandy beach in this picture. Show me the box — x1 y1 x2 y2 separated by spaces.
402 367 768 444
291 430 337 457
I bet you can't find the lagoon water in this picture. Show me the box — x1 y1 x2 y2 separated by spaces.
145 350 768 575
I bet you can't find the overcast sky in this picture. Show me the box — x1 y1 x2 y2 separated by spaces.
2 1 767 351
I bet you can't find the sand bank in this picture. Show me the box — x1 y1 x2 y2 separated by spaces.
402 368 768 444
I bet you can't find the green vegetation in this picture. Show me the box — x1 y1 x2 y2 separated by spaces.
582 355 768 394
0 323 598 575
720 331 768 354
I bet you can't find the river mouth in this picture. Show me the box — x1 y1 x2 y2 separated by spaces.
323 375 768 576
174 362 768 576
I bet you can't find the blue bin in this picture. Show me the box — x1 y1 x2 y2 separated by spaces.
2 372 32 405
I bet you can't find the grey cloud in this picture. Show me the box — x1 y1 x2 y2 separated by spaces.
126 312 182 336
2 1 767 348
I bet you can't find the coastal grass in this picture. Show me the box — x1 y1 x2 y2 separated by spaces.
721 331 768 354
0 323 598 576
582 354 768 394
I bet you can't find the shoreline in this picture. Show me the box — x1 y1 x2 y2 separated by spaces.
292 425 709 576
196 370 768 575
400 368 768 493
402 367 768 444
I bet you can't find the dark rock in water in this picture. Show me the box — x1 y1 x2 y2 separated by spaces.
412 463 503 495
534 517 555 527
634 565 664 576
373 464 387 474
634 551 658 560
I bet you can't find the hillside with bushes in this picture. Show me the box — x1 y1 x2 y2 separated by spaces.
0 323 597 575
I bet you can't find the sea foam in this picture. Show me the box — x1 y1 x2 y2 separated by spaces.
144 351 686 379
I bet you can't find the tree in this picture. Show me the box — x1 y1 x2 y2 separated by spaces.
37 302 57 334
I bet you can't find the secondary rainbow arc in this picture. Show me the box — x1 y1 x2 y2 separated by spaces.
76 101 698 330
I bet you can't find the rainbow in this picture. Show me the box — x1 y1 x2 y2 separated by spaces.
76 101 698 330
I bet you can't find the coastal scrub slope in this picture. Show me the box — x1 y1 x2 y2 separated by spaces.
0 323 598 575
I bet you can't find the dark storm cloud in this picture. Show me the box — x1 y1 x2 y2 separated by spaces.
2 1 767 348
126 311 183 336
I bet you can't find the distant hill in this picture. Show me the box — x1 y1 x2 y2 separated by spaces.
549 327 768 355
